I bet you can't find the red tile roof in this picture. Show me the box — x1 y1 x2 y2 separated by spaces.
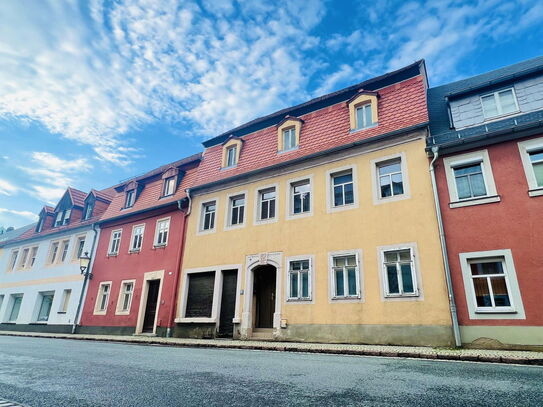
90 188 114 202
67 187 87 207
194 75 428 186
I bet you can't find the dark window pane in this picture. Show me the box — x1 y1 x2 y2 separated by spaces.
470 173 487 197
491 277 511 307
335 269 344 296
386 265 399 294
269 199 276 218
347 268 357 295
344 183 354 204
400 264 414 293
334 186 343 206
391 173 404 195
261 201 268 219
473 278 492 307
290 273 298 298
333 173 352 185
293 195 301 213
380 176 392 197
470 262 503 276
303 193 310 212
301 272 309 298
239 206 244 223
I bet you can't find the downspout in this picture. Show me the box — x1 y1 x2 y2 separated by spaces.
72 222 99 334
429 146 462 347
166 188 192 337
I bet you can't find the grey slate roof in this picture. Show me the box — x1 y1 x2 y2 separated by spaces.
0 223 36 244
427 55 543 149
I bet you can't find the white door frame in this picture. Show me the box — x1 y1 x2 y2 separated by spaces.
135 270 164 335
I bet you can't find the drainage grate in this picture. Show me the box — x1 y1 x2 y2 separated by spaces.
0 399 26 406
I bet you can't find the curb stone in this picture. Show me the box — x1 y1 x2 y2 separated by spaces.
0 331 541 366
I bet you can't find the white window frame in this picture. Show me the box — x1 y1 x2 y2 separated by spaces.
371 152 411 205
58 289 72 313
108 229 122 256
94 281 112 315
225 191 247 230
29 246 38 268
443 150 500 208
480 87 519 120
197 198 218 234
60 239 70 263
254 183 279 225
7 294 23 322
178 267 221 323
377 242 423 302
16 247 30 270
281 127 297 151
328 249 363 302
72 234 86 261
355 103 374 130
381 248 418 298
125 189 135 208
459 249 525 320
326 165 359 213
7 249 18 272
35 291 55 323
163 176 176 197
154 217 171 247
518 137 543 197
129 224 145 253
116 279 136 315
285 255 314 303
286 175 313 220
225 145 237 168
48 241 60 265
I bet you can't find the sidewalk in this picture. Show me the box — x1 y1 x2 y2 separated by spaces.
1 330 541 366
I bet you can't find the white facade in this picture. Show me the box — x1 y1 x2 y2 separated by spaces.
0 227 96 329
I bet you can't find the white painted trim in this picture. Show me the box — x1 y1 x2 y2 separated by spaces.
153 216 171 247
480 87 520 120
284 254 315 304
196 197 219 235
518 137 543 194
128 223 145 253
325 165 359 213
135 269 165 334
115 279 136 316
376 242 424 302
370 151 411 205
93 281 112 315
327 249 363 303
224 190 248 231
107 229 122 256
459 249 525 320
443 149 499 207
253 183 279 226
285 175 314 220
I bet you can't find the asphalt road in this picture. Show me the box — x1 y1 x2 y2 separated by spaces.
0 336 541 406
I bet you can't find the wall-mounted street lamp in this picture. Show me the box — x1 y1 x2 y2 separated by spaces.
79 251 92 278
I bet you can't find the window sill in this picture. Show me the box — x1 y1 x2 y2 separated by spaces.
175 317 216 323
286 298 312 303
483 110 521 123
107 253 118 257
331 296 361 301
224 223 246 231
128 249 141 254
277 146 299 155
57 311 67 314
349 123 378 134
153 244 167 249
384 293 419 298
254 217 278 226
475 309 517 314
449 195 501 208
115 311 131 316
528 188 543 197
221 165 237 171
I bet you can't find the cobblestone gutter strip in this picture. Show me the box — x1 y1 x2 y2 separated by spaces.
1 331 541 366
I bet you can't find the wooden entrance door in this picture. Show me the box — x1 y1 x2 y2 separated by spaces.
254 266 276 329
218 270 238 337
142 280 160 333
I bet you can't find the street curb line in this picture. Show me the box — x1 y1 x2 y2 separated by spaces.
1 331 542 366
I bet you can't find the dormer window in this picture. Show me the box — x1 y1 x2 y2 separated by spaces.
83 201 94 220
125 190 135 208
277 116 303 152
282 128 296 151
54 209 71 227
36 215 44 233
163 176 176 197
226 146 237 167
481 88 518 120
347 90 379 131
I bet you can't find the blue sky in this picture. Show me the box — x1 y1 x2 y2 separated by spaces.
0 0 542 228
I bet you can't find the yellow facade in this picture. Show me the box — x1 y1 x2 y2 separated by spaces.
177 132 454 346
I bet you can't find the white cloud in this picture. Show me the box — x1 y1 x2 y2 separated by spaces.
0 208 39 221
0 179 18 196
0 0 326 164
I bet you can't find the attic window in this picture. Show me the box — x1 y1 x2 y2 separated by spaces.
54 209 71 227
36 215 44 233
125 190 135 208
226 146 237 167
83 201 94 220
347 91 379 131
221 137 242 169
163 176 176 197
355 103 373 129
277 116 303 152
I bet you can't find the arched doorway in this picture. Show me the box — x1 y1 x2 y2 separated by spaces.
253 264 276 329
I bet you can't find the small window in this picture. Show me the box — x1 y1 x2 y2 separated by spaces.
228 195 245 226
130 225 145 252
96 283 111 313
453 163 487 199
29 247 38 267
481 88 518 119
155 219 170 246
54 209 71 227
49 242 60 264
118 281 134 313
288 259 311 301
469 258 513 311
125 190 135 208
226 146 237 167
8 250 18 271
201 201 216 231
291 180 310 215
163 176 176 197
17 248 30 270
109 230 122 255
83 202 94 220
36 216 44 233
59 289 71 313
8 295 23 322
60 240 70 262
529 150 543 188
332 170 354 207
383 249 417 296
378 159 404 198
331 254 359 298
355 103 373 129
282 127 297 151
37 293 54 322
74 236 86 259
259 188 276 220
